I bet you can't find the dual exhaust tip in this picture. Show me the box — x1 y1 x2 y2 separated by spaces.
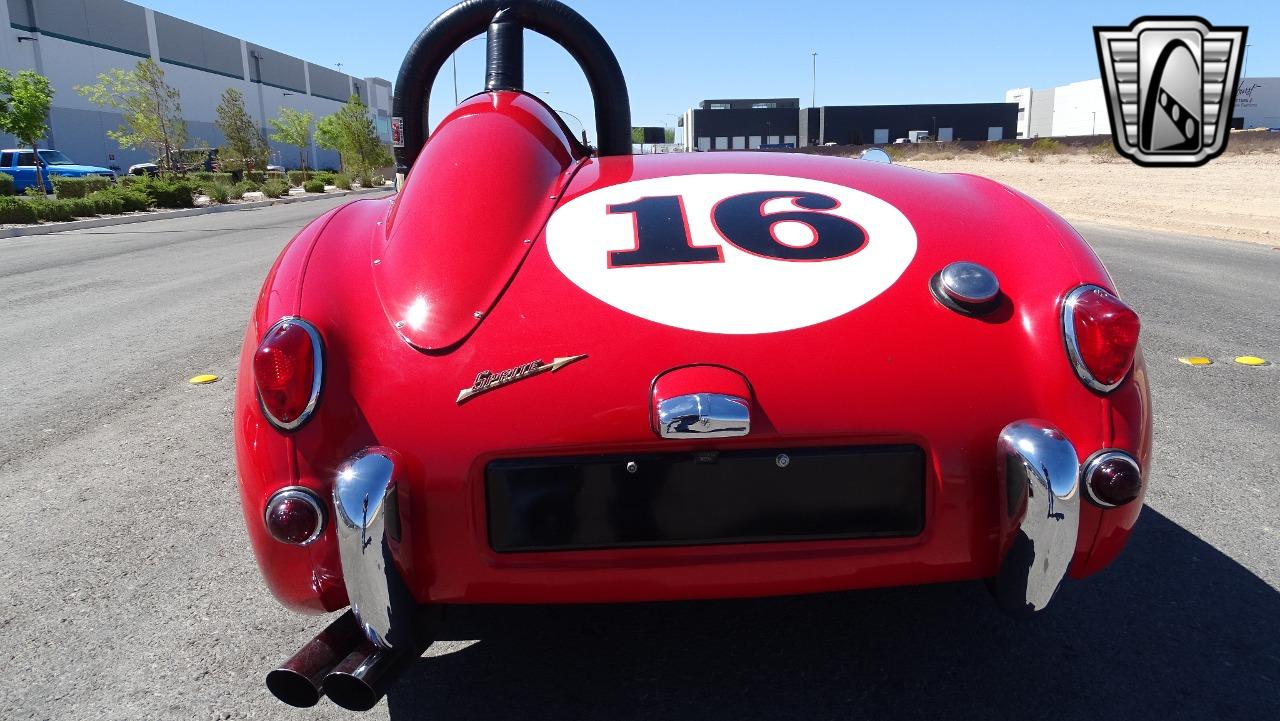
265 610 415 711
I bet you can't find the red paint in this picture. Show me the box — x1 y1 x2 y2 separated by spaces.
235 90 1152 613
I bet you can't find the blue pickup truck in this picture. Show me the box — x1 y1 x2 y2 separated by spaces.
1 148 115 193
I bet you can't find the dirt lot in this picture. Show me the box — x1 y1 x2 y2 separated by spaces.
898 153 1280 245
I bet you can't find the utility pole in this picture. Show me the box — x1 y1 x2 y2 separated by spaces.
810 52 818 108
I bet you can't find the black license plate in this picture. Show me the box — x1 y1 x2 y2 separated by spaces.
486 445 924 552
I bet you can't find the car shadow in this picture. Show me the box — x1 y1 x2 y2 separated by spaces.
386 508 1278 720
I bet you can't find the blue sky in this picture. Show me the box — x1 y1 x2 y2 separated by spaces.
141 0 1276 140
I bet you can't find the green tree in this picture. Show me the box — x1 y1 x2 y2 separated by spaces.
664 127 676 144
0 70 54 192
215 88 268 172
269 107 314 180
316 94 392 179
76 59 187 173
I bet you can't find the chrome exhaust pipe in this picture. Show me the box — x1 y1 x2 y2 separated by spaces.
266 610 364 708
322 641 414 712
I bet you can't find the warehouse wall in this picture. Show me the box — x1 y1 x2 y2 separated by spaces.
0 0 389 171
1050 79 1109 136
1234 77 1280 129
821 103 1019 145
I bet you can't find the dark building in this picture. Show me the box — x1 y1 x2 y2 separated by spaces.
683 98 802 151
816 103 1020 145
683 98 1020 151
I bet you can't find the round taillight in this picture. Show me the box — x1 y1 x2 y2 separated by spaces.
1083 451 1143 508
1063 285 1140 392
254 318 322 430
264 487 326 545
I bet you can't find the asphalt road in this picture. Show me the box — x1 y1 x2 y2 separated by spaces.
1 201 1276 720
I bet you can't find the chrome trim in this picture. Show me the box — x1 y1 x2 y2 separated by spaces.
264 486 327 546
257 316 324 431
992 420 1080 615
938 261 1000 304
333 449 414 650
657 393 750 439
1081 449 1142 508
1062 284 1125 393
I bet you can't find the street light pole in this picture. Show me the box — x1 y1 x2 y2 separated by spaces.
810 52 818 108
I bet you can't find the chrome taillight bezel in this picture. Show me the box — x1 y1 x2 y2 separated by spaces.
1081 449 1143 508
1062 284 1130 393
256 316 324 431
263 486 327 545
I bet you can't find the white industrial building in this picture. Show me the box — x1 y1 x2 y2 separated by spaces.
1006 76 1279 139
1005 79 1110 139
0 0 393 172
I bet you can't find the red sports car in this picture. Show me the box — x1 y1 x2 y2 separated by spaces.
236 0 1151 711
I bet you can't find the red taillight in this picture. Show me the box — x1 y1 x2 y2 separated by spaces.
264 487 325 545
254 318 322 430
1063 285 1140 392
1083 451 1143 507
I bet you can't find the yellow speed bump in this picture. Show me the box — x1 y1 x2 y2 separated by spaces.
1234 356 1270 367
1177 356 1213 366
189 374 220 384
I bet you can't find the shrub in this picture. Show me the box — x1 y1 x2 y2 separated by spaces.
264 170 286 183
86 192 124 215
133 178 196 208
61 198 98 217
0 196 37 224
262 179 289 198
357 172 372 188
303 179 325 193
238 179 262 193
91 188 150 212
245 171 266 184
287 170 309 186
332 173 352 190
207 182 231 204
1030 137 1062 153
0 172 14 196
28 198 76 222
312 171 336 186
1088 141 1119 163
372 174 385 187
52 175 111 199
228 183 246 200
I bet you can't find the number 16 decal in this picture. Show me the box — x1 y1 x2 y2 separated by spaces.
545 173 917 335
608 191 866 268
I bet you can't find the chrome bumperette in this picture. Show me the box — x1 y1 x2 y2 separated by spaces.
657 393 750 439
1062 284 1123 393
333 449 414 649
992 420 1081 615
259 316 324 431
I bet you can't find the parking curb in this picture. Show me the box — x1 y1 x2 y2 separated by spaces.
0 186 393 239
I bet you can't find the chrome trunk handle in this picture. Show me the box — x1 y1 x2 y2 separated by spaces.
656 393 750 439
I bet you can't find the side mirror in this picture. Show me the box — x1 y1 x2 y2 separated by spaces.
859 147 892 164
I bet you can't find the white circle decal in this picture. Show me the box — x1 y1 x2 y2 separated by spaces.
545 173 916 334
